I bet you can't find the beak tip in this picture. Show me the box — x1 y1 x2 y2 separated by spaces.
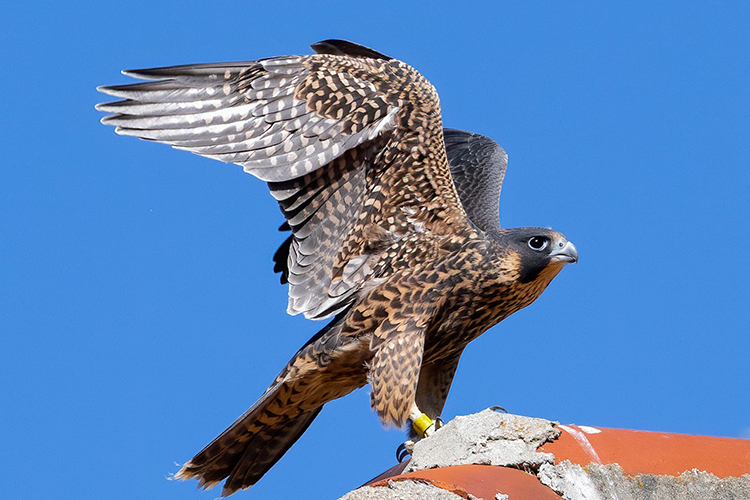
551 240 578 264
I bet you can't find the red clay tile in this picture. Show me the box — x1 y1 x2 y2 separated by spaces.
539 424 750 478
363 422 750 499
369 464 563 500
364 461 408 486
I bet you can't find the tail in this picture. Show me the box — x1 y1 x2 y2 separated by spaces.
176 307 359 495
176 385 322 496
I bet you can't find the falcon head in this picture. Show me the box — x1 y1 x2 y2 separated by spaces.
493 227 578 284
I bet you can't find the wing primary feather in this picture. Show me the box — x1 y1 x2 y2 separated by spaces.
98 46 470 322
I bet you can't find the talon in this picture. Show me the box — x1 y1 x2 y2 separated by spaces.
396 440 414 462
490 405 508 413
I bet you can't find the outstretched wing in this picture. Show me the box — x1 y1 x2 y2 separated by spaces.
444 128 507 233
97 41 469 320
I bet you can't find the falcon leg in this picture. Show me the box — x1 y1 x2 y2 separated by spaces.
409 402 438 438
396 403 443 462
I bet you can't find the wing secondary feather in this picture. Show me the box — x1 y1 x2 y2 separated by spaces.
98 46 471 319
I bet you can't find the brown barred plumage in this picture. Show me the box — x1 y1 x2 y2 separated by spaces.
97 39 577 496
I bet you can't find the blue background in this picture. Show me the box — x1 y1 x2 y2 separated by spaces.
3 1 749 499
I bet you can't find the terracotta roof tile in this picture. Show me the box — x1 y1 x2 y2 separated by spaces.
370 464 563 500
540 424 750 478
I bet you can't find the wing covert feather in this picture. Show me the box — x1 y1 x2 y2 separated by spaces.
444 128 507 232
98 43 471 320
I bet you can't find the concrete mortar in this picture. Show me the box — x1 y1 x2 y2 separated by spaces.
339 410 750 499
538 462 750 500
405 408 560 473
338 479 465 500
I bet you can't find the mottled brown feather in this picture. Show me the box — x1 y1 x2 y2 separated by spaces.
97 39 576 495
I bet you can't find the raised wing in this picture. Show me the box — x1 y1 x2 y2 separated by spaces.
444 128 507 232
97 41 469 320
97 57 398 182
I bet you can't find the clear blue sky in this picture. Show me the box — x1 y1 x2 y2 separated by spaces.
2 1 749 499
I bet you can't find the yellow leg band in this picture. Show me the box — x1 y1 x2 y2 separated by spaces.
412 413 434 437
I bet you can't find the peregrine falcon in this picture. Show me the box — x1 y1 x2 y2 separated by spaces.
97 39 578 496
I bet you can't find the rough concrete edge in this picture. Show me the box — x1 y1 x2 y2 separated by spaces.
340 409 561 499
405 409 561 473
537 461 750 500
339 409 750 500
338 479 467 500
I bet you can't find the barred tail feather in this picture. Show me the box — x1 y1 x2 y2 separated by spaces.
176 387 322 496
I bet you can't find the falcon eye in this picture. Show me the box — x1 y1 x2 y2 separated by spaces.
527 236 549 251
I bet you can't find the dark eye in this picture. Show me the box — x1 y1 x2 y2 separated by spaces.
527 236 548 251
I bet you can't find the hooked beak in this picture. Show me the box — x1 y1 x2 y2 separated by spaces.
550 239 578 264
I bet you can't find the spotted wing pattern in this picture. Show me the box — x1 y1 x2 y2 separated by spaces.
98 58 397 182
444 128 507 232
270 127 509 298
97 41 579 496
98 50 468 320
267 143 382 318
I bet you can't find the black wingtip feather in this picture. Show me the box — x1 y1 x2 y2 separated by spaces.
272 234 293 285
311 39 392 60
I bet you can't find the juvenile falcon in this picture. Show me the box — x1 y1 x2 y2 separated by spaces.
97 39 578 496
